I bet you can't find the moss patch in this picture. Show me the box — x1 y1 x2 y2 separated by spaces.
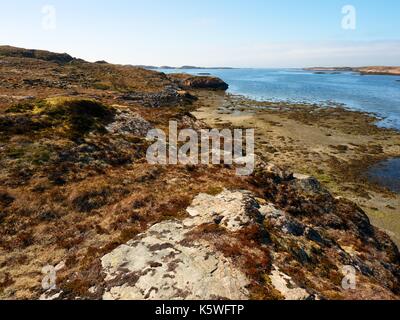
3 98 115 139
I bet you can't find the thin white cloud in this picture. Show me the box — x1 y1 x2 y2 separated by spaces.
205 40 400 68
135 40 400 68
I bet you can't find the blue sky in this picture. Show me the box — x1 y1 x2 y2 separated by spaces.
1 0 399 67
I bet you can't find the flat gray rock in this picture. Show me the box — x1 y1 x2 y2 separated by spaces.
101 220 249 300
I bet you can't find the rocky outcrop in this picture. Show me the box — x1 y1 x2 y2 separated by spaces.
100 168 400 300
118 87 181 108
292 173 330 196
186 191 262 232
101 190 262 300
106 108 153 136
169 74 229 91
101 220 250 300
182 76 229 90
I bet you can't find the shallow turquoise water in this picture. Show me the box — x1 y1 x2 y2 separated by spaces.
160 68 400 130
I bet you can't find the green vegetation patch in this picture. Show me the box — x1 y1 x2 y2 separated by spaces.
3 97 115 139
5 143 54 165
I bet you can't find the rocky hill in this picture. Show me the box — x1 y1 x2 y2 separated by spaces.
0 46 399 300
0 45 77 64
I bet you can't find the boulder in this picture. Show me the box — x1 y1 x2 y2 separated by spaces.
169 74 229 91
119 86 182 108
253 160 294 182
101 189 268 300
292 173 330 195
182 76 229 90
261 203 305 236
105 109 153 136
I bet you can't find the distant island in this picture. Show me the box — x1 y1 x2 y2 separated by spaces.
135 65 236 70
305 66 400 76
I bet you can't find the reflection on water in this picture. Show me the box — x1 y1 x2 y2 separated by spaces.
368 158 400 193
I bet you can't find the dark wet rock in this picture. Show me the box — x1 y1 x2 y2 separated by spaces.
283 220 305 236
305 227 332 246
291 247 311 265
177 90 198 102
335 199 375 238
182 76 229 90
0 191 15 207
168 74 229 91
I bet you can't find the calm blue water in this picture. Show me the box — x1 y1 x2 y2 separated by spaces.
160 68 400 130
368 158 400 193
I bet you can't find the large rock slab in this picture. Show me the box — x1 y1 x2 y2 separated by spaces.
185 190 263 232
101 220 249 300
101 189 274 300
100 182 400 301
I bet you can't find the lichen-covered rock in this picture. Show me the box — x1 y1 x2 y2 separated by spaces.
261 203 305 236
101 190 270 300
101 220 250 300
100 184 400 300
185 190 263 232
106 109 153 136
269 266 314 300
